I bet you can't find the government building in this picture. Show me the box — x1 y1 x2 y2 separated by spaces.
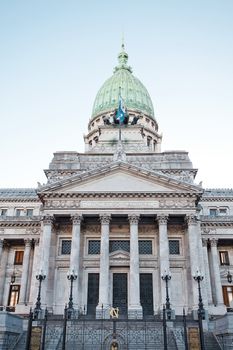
0 45 233 349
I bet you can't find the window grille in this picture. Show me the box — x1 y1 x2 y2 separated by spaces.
169 240 180 255
88 240 101 254
61 240 71 255
26 209 33 216
139 240 152 254
109 240 130 253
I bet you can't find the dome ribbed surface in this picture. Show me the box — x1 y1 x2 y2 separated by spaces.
91 46 154 119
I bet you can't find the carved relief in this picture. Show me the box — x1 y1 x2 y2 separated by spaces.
81 201 159 209
45 200 80 209
159 199 194 208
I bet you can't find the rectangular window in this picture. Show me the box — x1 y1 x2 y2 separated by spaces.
0 209 7 216
219 208 227 215
15 209 23 217
110 240 130 253
88 240 101 254
219 251 229 265
223 286 233 307
169 240 180 255
26 209 33 217
14 251 24 265
209 209 217 217
61 240 71 255
8 285 20 308
139 240 152 254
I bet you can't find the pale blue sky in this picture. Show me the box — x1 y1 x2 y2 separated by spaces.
0 0 233 188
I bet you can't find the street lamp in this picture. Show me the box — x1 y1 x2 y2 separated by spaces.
227 271 232 283
11 271 16 284
67 269 78 318
193 269 205 350
161 269 172 319
34 269 46 318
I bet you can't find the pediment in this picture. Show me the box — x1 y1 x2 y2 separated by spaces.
109 250 130 259
39 162 201 195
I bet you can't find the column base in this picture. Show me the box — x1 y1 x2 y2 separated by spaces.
208 303 226 316
128 305 143 319
96 304 110 319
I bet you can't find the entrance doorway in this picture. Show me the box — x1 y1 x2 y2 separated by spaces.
113 273 127 317
87 273 99 316
140 273 154 317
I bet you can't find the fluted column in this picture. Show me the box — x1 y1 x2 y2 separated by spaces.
0 241 9 305
0 239 3 262
210 238 224 306
29 239 40 305
202 238 213 305
70 214 82 309
128 214 142 318
96 213 111 318
40 215 53 307
18 239 32 304
157 214 170 307
186 214 200 309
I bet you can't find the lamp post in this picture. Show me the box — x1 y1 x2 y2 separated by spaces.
34 270 46 318
161 269 172 319
193 270 205 350
67 269 78 318
227 271 232 283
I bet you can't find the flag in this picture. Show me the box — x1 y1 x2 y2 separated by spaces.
116 93 126 124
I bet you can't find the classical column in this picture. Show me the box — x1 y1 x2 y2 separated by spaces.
18 239 32 304
29 239 40 305
186 214 200 309
202 238 213 305
70 214 82 309
210 238 224 306
0 241 9 305
128 214 142 318
96 213 111 318
157 214 170 307
40 215 53 308
0 239 3 262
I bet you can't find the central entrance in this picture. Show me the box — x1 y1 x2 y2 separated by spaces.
113 273 128 316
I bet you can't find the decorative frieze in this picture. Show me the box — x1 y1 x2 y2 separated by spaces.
159 199 195 208
45 199 80 209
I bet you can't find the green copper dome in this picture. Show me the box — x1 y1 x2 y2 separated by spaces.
91 45 155 119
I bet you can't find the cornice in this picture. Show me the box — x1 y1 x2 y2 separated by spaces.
0 216 41 228
42 192 199 199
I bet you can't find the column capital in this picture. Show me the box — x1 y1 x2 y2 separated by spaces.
42 214 53 225
34 238 40 246
185 213 198 225
24 238 32 248
157 214 168 225
0 239 3 248
128 214 140 225
202 238 209 247
100 213 111 224
210 238 218 247
71 214 83 225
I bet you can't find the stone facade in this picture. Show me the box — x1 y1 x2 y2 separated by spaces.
0 45 233 347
